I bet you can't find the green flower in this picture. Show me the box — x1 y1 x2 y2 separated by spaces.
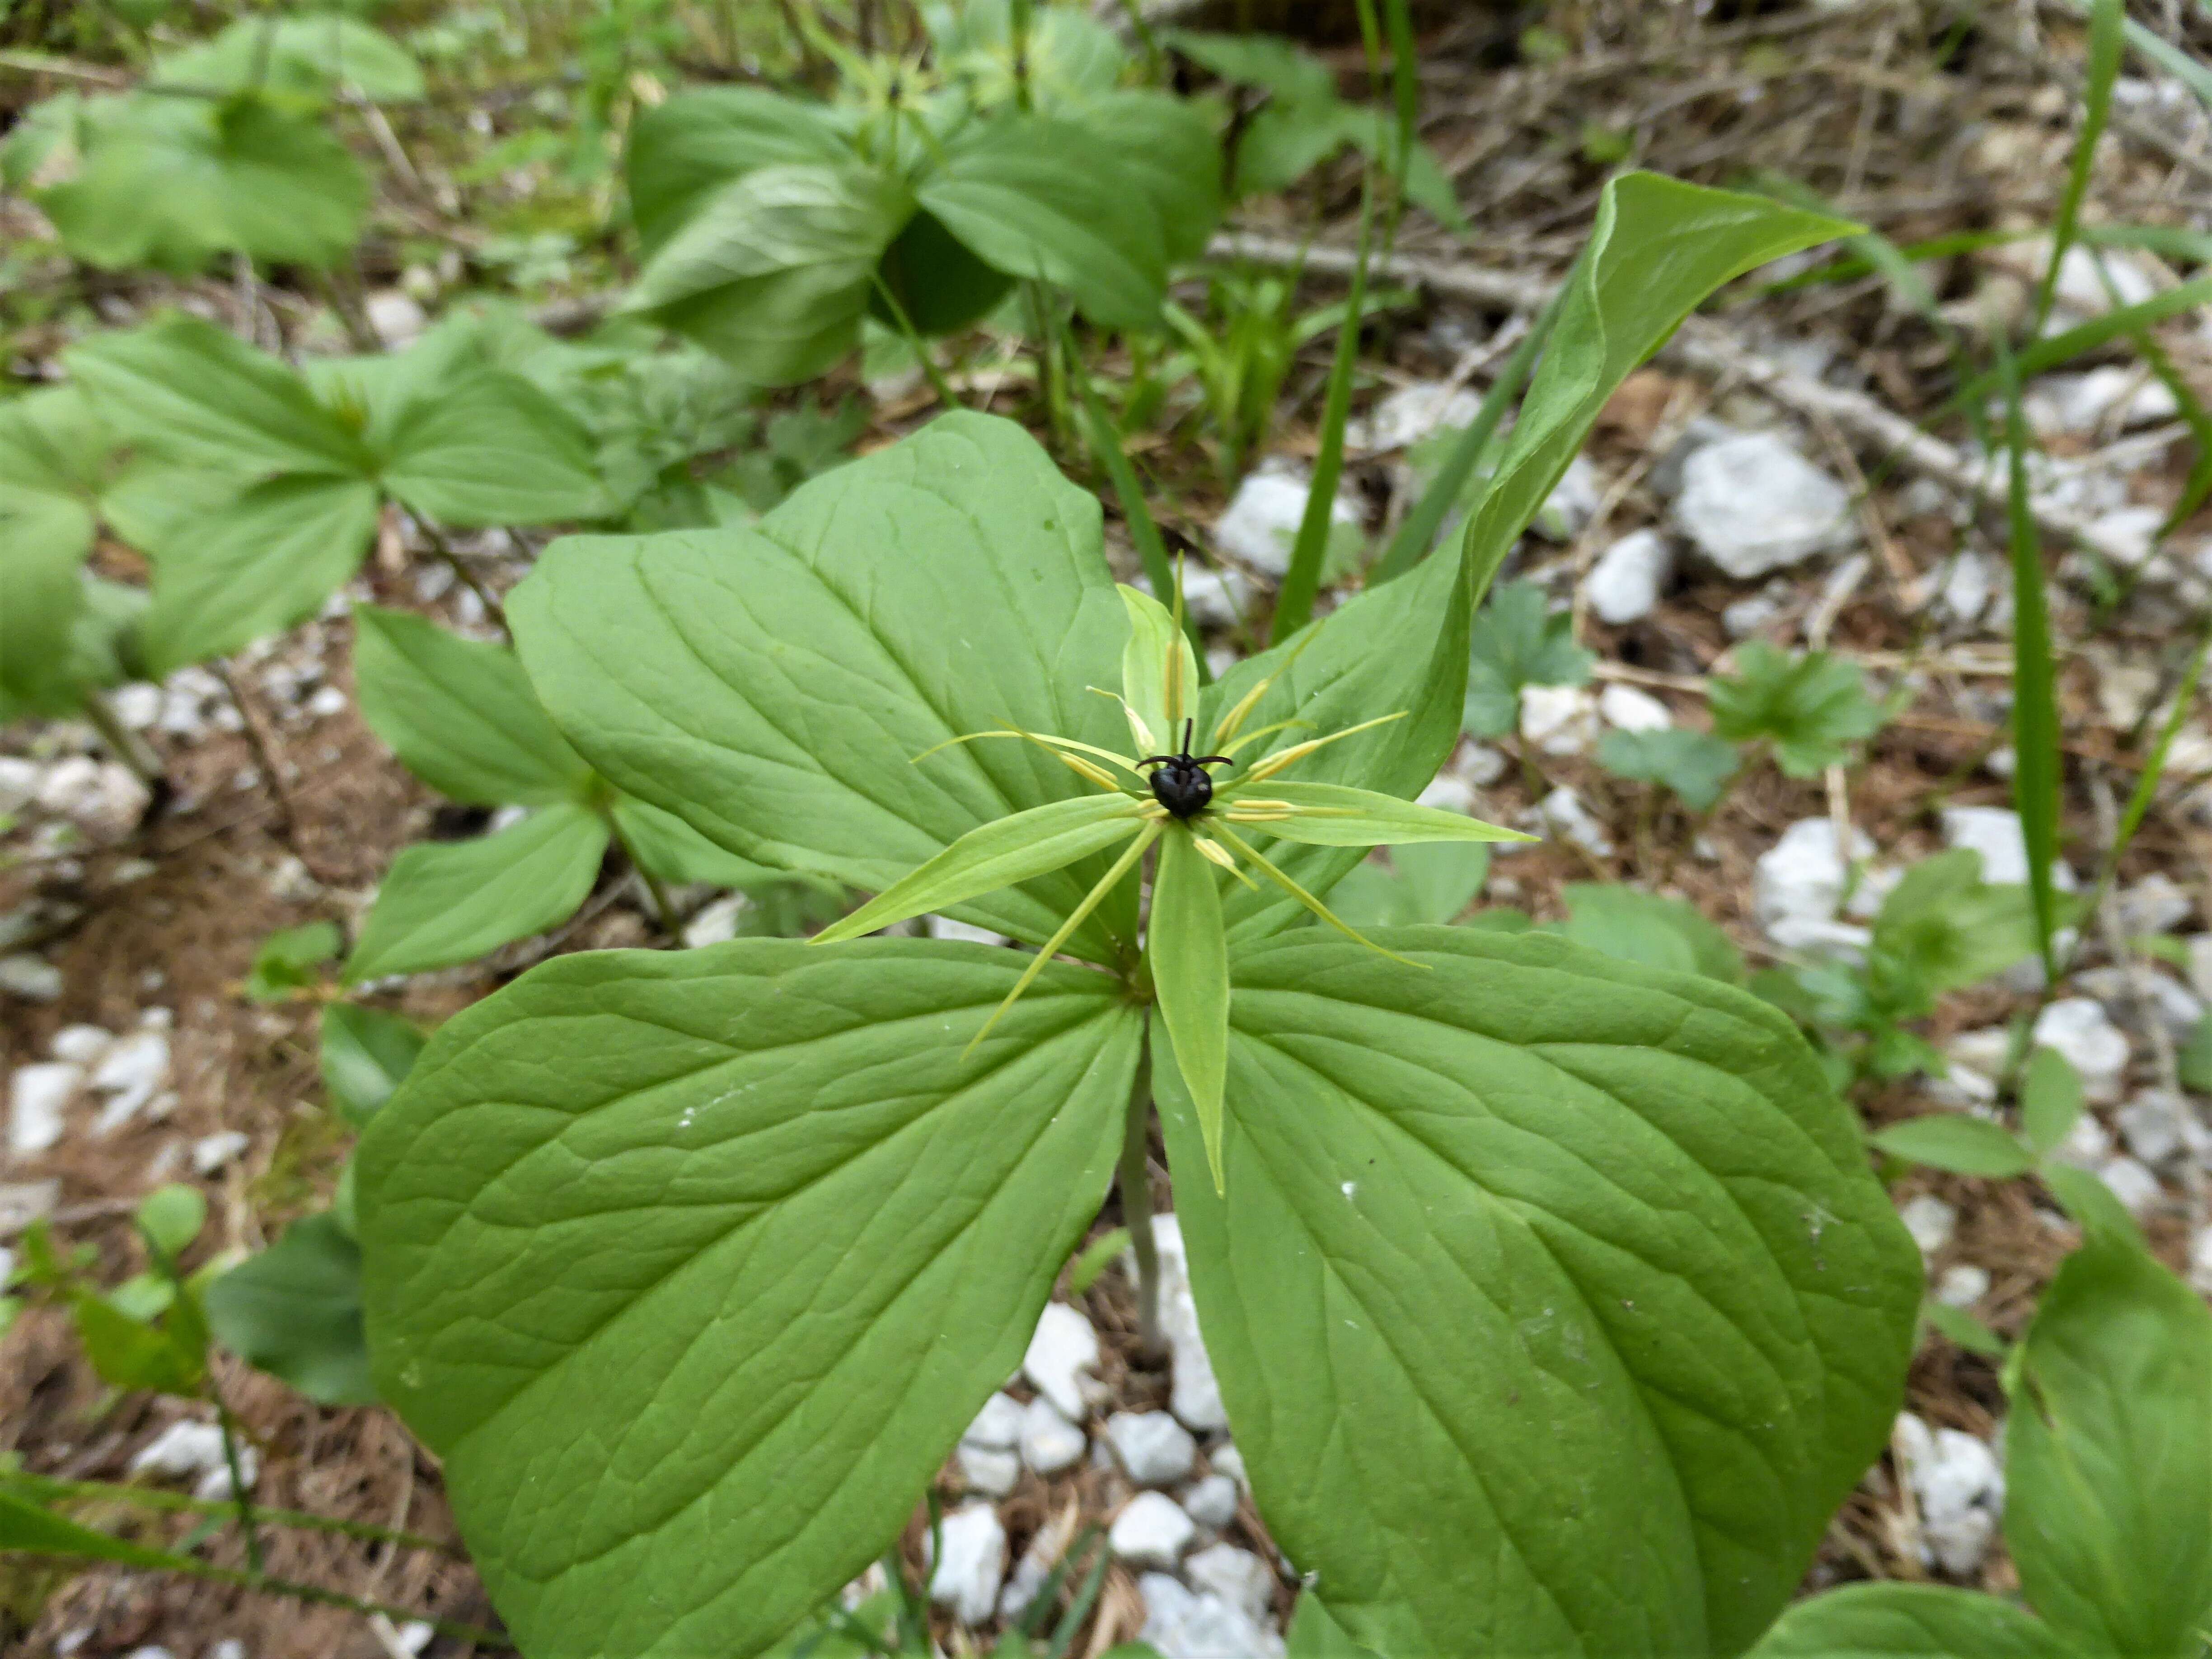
815 581 1528 1186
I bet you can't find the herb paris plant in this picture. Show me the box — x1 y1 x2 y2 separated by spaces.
357 178 1912 1658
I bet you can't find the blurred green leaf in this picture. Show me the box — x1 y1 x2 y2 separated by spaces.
1595 727 1741 813
204 1214 373 1405
244 921 342 1003
1709 643 1886 777
319 1005 426 1128
1463 581 1593 737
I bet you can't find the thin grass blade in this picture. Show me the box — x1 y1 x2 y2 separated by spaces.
1998 346 2066 982
1270 176 1376 644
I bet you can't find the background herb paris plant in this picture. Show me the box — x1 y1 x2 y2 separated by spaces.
619 2 1222 384
346 169 1929 1659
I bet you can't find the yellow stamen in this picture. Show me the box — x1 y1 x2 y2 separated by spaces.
1207 617 1328 749
1089 686 1158 757
1191 832 1260 889
1237 712 1408 784
1217 718 1314 761
1055 751 1123 791
1211 823 1429 969
919 722 1148 780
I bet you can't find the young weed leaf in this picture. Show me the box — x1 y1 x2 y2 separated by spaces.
1462 580 1593 738
1709 642 1887 778
1596 726 1741 814
1750 1236 2211 1659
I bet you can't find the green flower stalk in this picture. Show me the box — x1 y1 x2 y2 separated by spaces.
814 582 1529 1186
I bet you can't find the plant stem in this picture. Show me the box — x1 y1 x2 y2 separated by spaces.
211 1387 263 1577
1117 1029 1165 1362
215 661 305 845
80 688 164 791
867 270 958 412
607 811 680 938
415 518 510 637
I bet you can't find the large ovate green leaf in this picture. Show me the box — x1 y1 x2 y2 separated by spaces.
66 314 368 478
1158 928 1921 1658
871 208 1015 336
510 411 1138 963
1746 1583 2075 1659
352 606 594 807
35 93 367 271
0 388 109 712
203 1213 374 1405
2004 1240 2212 1659
916 114 1169 329
813 792 1147 944
345 803 610 984
320 1003 426 1128
358 939 1140 1658
152 13 425 103
1200 529 1474 941
1060 89 1224 267
1457 174 1854 584
137 473 381 675
610 796 784 890
625 86 855 253
379 368 608 526
629 161 910 386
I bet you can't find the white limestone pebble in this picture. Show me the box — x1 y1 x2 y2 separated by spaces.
9 1063 82 1157
0 954 64 1003
91 1027 171 1133
2032 998 2131 1104
1674 431 1856 578
1022 1301 1101 1423
1139 1571 1285 1659
1893 1413 2004 1577
1597 682 1672 733
1584 527 1673 625
962 1391 1024 1451
1110 1490 1197 1570
1898 1194 1957 1260
1186 1542 1276 1625
1019 1395 1087 1475
956 1443 1021 1498
1934 1264 1989 1309
927 1502 1006 1626
1148 1214 1229 1434
1214 465 1359 578
1941 805 2078 890
51 1024 115 1065
191 1131 250 1176
1180 1472 1241 1531
1106 1410 1198 1487
1519 684 1598 756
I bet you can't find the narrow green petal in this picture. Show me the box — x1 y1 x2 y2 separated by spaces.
813 794 1148 944
1224 781 1536 847
1150 827 1231 1192
967 820 1162 1056
1211 822 1427 968
1121 584 1200 755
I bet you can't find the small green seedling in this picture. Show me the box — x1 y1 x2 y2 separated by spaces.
1709 641 1888 778
1874 1046 2143 1249
1757 849 2051 1081
1749 1234 2212 1659
1461 579 1595 739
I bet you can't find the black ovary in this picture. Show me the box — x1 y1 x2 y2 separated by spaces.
1149 760 1214 818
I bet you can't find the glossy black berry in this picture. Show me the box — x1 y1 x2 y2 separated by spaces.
1141 720 1233 820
